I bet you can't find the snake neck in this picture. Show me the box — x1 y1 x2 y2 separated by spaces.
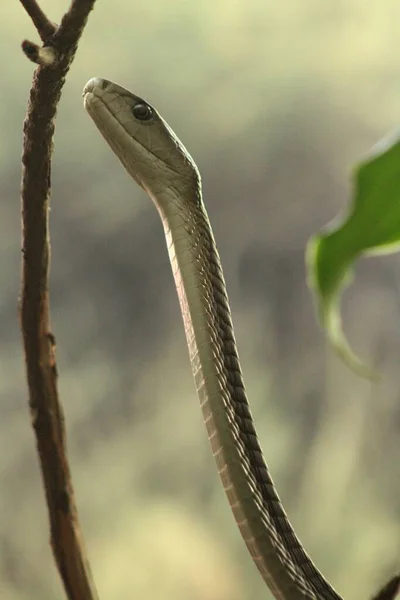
155 187 341 600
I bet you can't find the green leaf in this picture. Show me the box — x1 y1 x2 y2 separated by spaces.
307 129 400 378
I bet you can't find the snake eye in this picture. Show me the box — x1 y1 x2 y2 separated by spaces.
132 103 153 121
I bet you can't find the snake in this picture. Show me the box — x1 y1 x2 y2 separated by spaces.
82 77 342 600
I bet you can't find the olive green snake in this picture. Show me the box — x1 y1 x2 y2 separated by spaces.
83 78 395 600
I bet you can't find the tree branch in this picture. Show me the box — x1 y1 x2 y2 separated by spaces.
19 0 56 41
19 1 99 599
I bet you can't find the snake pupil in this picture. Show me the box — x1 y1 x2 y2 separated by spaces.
132 103 153 121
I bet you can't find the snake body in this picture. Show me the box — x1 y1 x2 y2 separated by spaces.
83 78 342 600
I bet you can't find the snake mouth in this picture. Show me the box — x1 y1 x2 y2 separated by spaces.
83 77 143 102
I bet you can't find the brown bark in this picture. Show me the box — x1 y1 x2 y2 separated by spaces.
19 1 99 599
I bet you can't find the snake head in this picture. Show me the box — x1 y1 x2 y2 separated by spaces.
83 78 201 206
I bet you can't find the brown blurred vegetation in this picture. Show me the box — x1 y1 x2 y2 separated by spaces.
1 1 400 599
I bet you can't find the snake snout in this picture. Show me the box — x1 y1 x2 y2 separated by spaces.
83 78 111 97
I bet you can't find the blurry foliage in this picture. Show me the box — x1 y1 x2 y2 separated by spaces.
1 1 400 599
308 132 400 379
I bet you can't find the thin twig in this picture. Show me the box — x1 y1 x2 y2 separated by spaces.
19 1 98 599
19 0 56 41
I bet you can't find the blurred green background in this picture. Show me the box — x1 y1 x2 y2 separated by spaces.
1 1 400 599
